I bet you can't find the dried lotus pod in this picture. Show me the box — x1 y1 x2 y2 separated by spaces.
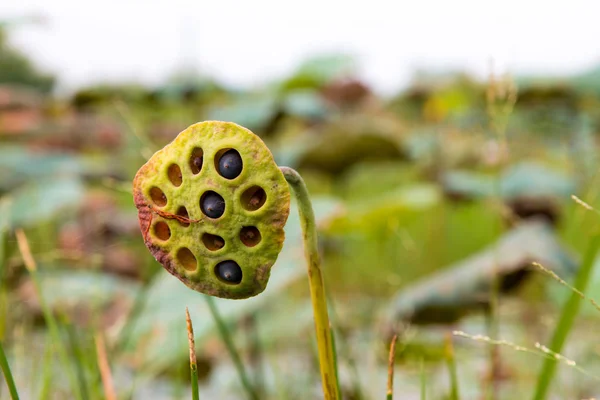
133 121 290 299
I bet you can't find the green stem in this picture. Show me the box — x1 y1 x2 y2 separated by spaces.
532 232 600 400
327 292 363 399
204 296 258 400
39 336 53 400
0 341 19 400
420 357 426 400
245 314 265 397
0 339 19 400
63 317 90 400
16 230 82 400
190 363 200 400
185 308 200 400
386 335 398 400
445 334 460 400
280 167 340 400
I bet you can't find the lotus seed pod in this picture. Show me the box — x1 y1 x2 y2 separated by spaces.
133 121 291 299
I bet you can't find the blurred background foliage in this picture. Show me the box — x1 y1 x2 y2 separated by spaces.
1 19 600 400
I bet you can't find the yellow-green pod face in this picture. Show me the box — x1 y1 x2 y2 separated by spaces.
133 121 291 299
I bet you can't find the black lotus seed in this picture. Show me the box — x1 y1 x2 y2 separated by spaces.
215 260 242 284
218 149 243 179
200 191 225 218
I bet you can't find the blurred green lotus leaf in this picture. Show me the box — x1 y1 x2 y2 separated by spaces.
325 184 440 234
384 219 577 327
5 176 84 228
442 162 575 201
207 96 278 133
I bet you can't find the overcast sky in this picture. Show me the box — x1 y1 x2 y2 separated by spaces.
1 0 600 94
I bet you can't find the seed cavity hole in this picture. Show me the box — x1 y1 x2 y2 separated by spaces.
176 206 190 227
215 260 242 284
200 191 225 219
215 148 243 180
167 164 183 187
240 226 261 247
189 147 204 175
149 186 167 207
153 221 171 241
241 186 266 211
202 233 225 251
177 247 197 271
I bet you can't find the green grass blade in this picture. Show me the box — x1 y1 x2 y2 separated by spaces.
445 334 460 400
113 282 150 354
245 313 265 397
0 203 9 338
386 334 398 400
185 308 200 400
327 292 364 400
63 317 90 400
38 336 53 400
0 339 19 400
204 296 258 400
420 357 426 400
532 232 600 400
15 229 83 400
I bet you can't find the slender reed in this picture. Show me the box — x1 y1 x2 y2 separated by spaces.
185 308 200 400
204 296 258 400
15 229 83 400
0 339 19 400
420 357 426 400
327 292 365 400
532 232 600 400
95 333 116 400
64 318 90 400
386 334 398 400
445 334 460 400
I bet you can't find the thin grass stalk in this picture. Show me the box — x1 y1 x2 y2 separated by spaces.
453 330 595 380
485 70 516 400
204 296 258 400
280 166 340 400
0 222 8 339
94 333 116 400
532 232 600 400
244 314 265 397
185 308 200 400
267 352 290 400
0 339 19 400
420 357 426 400
63 317 90 400
114 279 151 354
445 334 460 400
15 229 83 400
386 334 398 400
38 336 53 400
327 292 365 400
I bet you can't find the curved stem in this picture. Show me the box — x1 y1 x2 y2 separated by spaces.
280 167 340 400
